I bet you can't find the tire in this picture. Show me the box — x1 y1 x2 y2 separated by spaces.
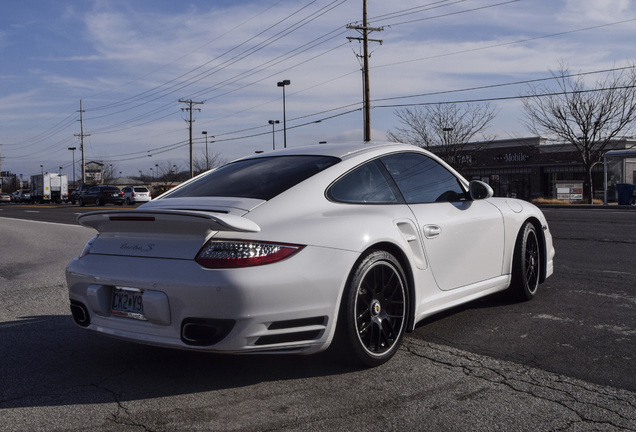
79 198 85 207
335 250 408 367
125 197 131 205
509 222 541 301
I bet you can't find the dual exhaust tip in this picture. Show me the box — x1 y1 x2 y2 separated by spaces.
69 301 234 347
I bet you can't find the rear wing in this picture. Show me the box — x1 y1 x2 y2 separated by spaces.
77 209 261 235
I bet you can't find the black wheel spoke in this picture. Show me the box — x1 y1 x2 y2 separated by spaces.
354 258 406 356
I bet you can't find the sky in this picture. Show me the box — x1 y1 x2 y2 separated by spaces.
1 0 635 181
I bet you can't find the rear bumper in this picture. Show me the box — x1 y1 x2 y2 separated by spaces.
66 246 357 354
127 196 151 203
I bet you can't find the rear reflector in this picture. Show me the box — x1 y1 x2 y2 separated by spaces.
195 240 304 268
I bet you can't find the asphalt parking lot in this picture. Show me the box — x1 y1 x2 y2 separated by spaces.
0 205 634 430
416 206 636 392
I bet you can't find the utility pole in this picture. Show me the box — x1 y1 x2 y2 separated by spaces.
347 0 382 142
179 99 204 178
74 100 90 183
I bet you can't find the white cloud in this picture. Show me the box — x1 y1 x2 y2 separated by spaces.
560 0 634 23
2 0 635 177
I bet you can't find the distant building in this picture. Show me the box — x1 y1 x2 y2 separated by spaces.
85 161 104 184
452 137 636 201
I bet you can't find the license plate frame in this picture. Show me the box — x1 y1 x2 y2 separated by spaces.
111 287 147 321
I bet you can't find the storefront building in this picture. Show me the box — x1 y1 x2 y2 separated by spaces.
456 137 636 201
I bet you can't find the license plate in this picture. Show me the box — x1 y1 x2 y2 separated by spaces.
111 288 147 321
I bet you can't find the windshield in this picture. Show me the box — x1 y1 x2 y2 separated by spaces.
165 155 340 201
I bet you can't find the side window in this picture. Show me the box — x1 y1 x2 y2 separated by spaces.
381 153 466 204
328 160 399 204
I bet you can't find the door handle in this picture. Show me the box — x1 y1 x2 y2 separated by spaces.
423 225 441 239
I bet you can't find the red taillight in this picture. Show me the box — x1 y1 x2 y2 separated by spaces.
80 235 99 258
132 192 136 197
195 240 304 268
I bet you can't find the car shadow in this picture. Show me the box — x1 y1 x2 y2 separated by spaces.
0 314 361 409
414 291 517 330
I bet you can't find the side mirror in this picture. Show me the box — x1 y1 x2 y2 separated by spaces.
469 180 494 200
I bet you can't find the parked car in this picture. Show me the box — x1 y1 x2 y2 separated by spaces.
15 190 30 203
78 185 124 206
0 193 11 203
70 183 92 204
122 186 151 205
67 142 555 367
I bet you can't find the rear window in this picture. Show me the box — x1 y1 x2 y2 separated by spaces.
133 187 148 192
165 155 340 200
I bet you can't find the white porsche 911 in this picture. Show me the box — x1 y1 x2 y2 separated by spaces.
66 142 554 366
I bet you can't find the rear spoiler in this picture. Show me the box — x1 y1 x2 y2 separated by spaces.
77 209 261 234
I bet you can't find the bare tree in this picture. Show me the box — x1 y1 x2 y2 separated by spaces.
387 103 497 172
102 163 120 184
193 151 227 176
522 64 636 203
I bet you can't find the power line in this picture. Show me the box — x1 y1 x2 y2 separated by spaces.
74 2 349 144
86 1 345 119
375 18 636 70
373 0 519 27
372 66 636 103
7 2 635 173
372 85 636 109
88 65 636 163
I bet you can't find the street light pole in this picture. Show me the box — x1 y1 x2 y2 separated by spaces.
442 127 454 145
202 131 209 171
68 147 76 186
268 120 280 150
277 80 290 148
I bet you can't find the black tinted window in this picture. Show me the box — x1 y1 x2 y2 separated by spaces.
381 153 466 204
328 160 399 204
166 155 340 200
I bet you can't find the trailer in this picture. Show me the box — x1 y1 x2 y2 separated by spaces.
30 173 69 203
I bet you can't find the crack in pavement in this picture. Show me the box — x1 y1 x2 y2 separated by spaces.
403 338 636 431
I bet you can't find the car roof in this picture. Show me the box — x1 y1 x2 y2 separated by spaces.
242 141 422 161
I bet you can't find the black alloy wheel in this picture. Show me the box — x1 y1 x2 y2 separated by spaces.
337 250 408 367
510 222 541 301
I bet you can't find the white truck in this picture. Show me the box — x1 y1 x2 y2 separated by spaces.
30 173 69 204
